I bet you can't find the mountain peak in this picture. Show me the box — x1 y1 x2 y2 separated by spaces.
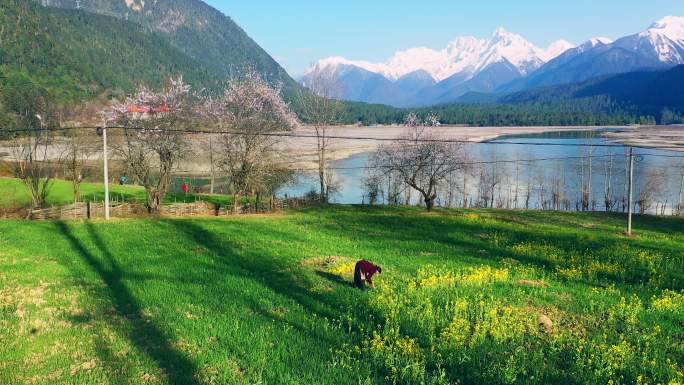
651 16 684 30
646 16 684 41
545 40 576 59
492 27 512 38
306 27 569 82
588 37 613 46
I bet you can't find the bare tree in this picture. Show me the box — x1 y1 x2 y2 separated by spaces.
297 70 344 202
602 151 616 211
11 125 57 209
636 169 666 215
371 113 464 211
3 78 59 208
550 162 565 211
62 129 95 203
108 77 197 213
579 145 594 211
207 70 298 211
677 169 684 216
461 144 474 208
362 171 383 206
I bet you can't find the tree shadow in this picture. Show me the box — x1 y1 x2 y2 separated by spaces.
315 270 354 288
163 219 356 321
54 221 201 385
303 206 684 291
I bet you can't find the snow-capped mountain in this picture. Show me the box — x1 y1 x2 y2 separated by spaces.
307 28 570 82
302 28 575 106
302 16 684 108
502 16 684 92
632 16 684 62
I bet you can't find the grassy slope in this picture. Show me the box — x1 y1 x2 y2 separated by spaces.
0 207 682 385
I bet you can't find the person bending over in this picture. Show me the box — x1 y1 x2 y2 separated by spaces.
354 260 382 289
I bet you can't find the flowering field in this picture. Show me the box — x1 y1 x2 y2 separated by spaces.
0 206 682 384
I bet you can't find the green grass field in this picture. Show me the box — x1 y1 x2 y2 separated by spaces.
0 177 232 208
0 207 683 385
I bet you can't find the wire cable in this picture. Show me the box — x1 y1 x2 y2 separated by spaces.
4 125 684 151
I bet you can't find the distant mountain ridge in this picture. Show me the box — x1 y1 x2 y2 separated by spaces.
303 27 575 107
469 65 684 124
305 16 684 108
501 16 684 92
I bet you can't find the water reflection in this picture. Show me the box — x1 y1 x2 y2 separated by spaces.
280 130 684 214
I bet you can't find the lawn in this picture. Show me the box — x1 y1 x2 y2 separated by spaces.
0 206 682 385
0 177 233 208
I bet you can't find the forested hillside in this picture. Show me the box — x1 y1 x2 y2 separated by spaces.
338 98 654 126
0 0 674 127
498 65 684 124
40 0 297 89
0 0 220 102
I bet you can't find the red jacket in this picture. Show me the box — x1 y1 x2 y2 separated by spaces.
357 260 381 284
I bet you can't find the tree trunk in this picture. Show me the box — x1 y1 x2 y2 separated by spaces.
678 171 684 216
318 132 327 203
233 193 241 214
73 181 81 204
425 196 435 212
209 135 215 195
146 189 162 214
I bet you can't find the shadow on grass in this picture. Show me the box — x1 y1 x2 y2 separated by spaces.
54 221 201 385
315 270 354 288
303 206 684 291
165 219 352 318
163 219 357 337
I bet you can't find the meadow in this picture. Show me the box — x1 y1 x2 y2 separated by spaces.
0 177 233 209
0 206 683 385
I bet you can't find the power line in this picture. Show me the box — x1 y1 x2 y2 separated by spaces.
5 125 684 151
2 153 638 174
291 153 631 172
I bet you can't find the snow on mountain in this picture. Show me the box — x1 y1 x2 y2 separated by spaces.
544 40 576 60
647 16 684 42
501 16 684 93
303 15 684 108
477 28 547 74
588 37 614 46
302 27 578 107
632 16 684 62
307 56 391 79
305 28 574 83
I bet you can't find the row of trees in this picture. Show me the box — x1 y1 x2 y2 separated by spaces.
363 135 684 216
6 69 682 216
336 100 658 127
8 71 305 212
109 72 300 213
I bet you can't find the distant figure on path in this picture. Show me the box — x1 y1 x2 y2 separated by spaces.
181 183 189 194
354 260 382 289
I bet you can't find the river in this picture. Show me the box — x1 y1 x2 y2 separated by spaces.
279 129 684 214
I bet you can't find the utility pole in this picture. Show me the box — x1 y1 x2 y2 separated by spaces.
627 147 634 236
98 124 111 220
209 134 215 195
678 169 684 216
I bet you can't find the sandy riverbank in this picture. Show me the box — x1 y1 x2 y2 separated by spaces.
603 125 684 151
279 125 613 168
4 125 682 175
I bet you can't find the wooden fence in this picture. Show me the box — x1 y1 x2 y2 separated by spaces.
13 196 319 221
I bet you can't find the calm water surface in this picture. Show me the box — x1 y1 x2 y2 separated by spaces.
280 129 684 213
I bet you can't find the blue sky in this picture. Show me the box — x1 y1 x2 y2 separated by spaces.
205 0 684 77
